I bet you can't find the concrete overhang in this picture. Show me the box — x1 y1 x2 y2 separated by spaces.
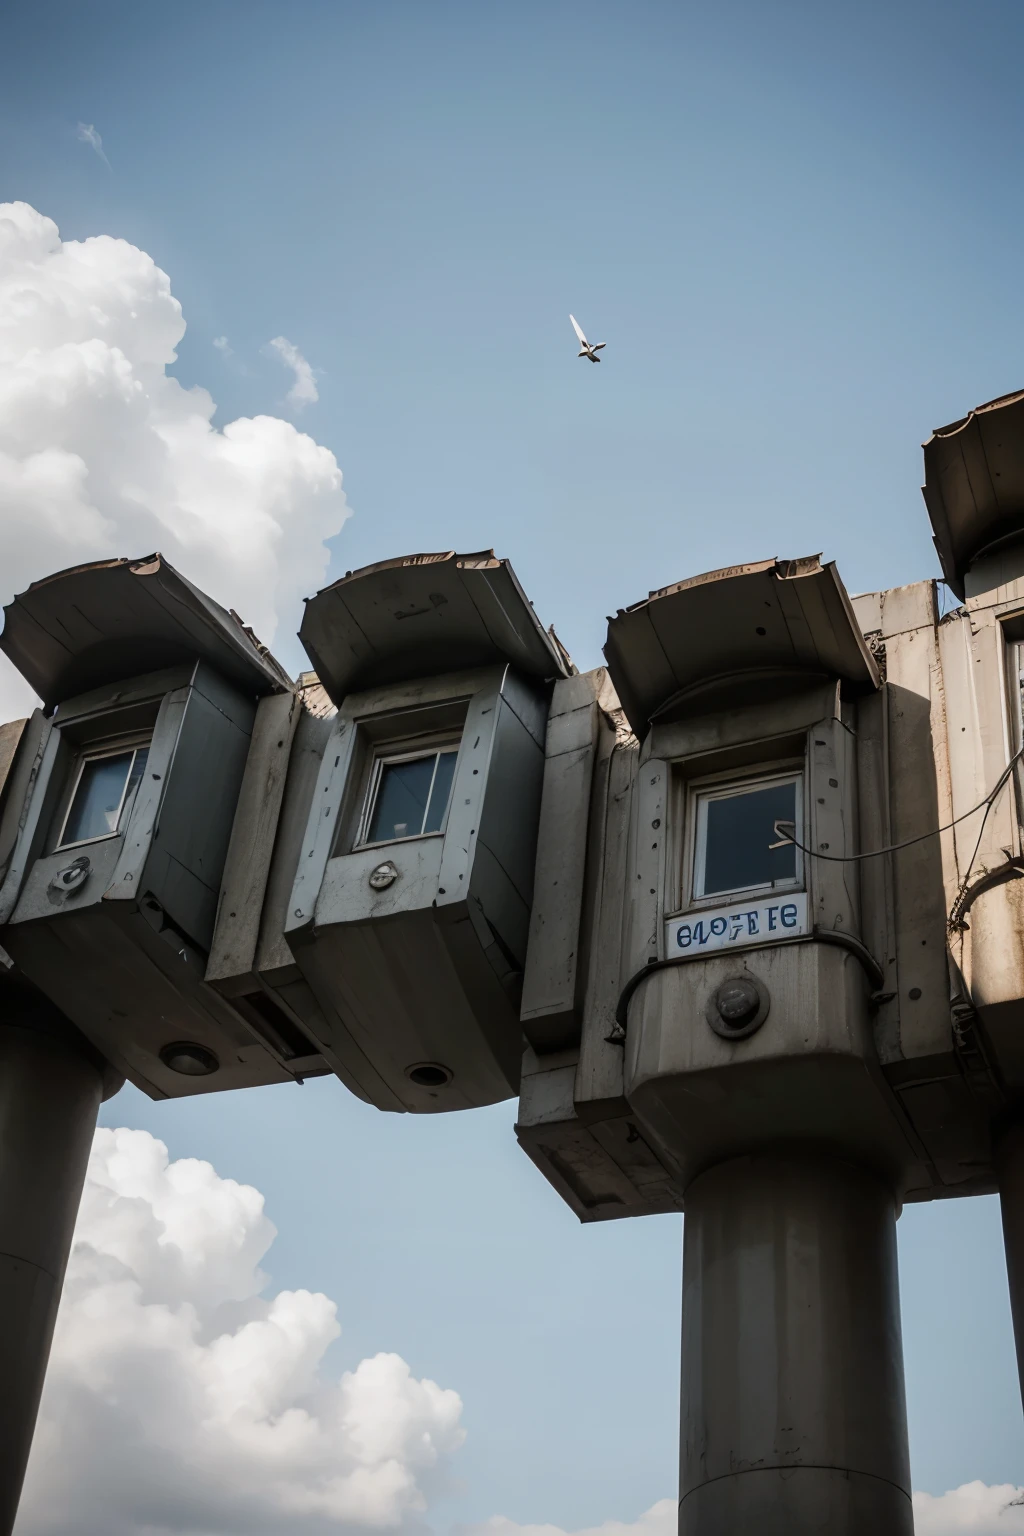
604 555 878 739
0 554 292 708
923 388 1024 598
299 549 573 703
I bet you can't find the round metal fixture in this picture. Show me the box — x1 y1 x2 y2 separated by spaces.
368 860 399 890
406 1062 452 1087
705 975 770 1041
160 1042 220 1077
49 855 90 894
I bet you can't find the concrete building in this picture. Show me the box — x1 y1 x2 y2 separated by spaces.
4 391 1024 1532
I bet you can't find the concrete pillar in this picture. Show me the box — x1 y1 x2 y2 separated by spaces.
680 1152 913 1536
0 985 116 1536
996 1118 1024 1416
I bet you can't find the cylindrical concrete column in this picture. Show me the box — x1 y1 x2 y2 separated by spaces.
0 988 115 1536
680 1152 913 1536
996 1118 1024 1415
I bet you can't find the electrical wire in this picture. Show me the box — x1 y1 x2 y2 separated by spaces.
770 746 1024 864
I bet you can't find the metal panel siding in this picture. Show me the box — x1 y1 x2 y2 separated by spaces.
287 714 360 931
256 708 340 979
628 756 667 972
0 713 47 894
0 724 59 924
435 682 501 913
855 690 900 1061
467 841 531 967
207 692 302 985
520 674 602 1042
104 688 188 902
576 741 637 1108
474 687 546 910
142 670 255 949
0 720 27 812
881 602 958 1060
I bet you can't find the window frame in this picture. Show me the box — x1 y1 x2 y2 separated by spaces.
354 735 462 851
54 734 152 853
686 765 805 909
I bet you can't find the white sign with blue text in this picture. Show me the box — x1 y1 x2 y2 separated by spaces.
665 892 808 958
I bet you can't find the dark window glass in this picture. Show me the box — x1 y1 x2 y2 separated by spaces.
62 751 134 846
700 779 797 897
60 743 150 849
367 748 458 843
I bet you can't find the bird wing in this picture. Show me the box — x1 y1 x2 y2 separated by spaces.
569 314 587 345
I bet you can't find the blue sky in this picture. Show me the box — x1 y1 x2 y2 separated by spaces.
4 0 1024 1522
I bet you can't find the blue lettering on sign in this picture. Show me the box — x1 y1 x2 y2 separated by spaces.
729 912 745 939
781 903 798 928
710 917 727 936
767 907 779 930
747 910 760 935
676 924 691 950
692 921 707 945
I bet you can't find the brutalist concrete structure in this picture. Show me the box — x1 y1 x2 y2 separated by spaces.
5 395 1024 1533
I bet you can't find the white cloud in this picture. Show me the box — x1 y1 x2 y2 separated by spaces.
463 1501 677 1536
75 123 110 169
269 334 320 411
468 1484 1024 1536
15 1127 465 1536
213 334 233 356
0 202 349 722
9 1126 1022 1536
914 1482 1024 1532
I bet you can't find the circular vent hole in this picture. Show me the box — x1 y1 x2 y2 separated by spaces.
160 1042 219 1077
407 1063 452 1088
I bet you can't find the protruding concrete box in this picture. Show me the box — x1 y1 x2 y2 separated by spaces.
918 389 1024 1416
283 551 571 1113
518 556 918 1534
0 554 302 1098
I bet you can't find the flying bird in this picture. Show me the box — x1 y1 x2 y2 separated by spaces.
570 314 605 363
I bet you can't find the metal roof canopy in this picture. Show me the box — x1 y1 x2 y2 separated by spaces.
299 549 572 703
604 555 879 739
923 388 1024 599
1 554 292 707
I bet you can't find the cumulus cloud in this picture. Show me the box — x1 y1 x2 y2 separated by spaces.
268 334 320 411
213 334 233 356
464 1501 677 1536
15 1128 465 1536
469 1484 1024 1536
0 201 349 722
914 1482 1024 1532
9 1124 1021 1536
75 123 110 168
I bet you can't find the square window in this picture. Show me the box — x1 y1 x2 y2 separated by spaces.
57 742 150 850
359 745 459 847
693 773 802 901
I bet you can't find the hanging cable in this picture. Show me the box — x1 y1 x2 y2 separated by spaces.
769 746 1024 864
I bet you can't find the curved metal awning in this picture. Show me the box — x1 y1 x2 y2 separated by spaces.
923 388 1024 598
604 555 878 739
299 550 572 703
1 554 292 707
